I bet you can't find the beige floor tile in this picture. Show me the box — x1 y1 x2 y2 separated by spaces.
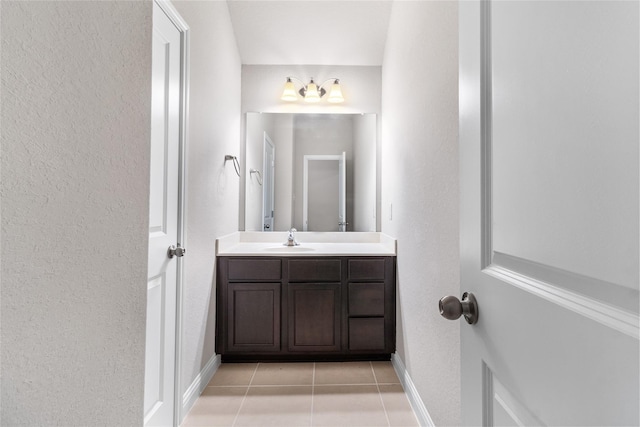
372 361 401 384
234 386 313 426
250 362 314 386
184 363 419 427
312 385 388 427
180 386 247 427
314 361 376 385
379 385 420 427
207 363 258 386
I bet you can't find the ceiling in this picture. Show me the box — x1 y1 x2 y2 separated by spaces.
226 1 393 66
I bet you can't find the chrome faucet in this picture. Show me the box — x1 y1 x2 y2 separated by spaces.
284 228 299 246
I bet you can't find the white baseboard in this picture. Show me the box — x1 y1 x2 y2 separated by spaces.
180 354 221 423
391 353 435 427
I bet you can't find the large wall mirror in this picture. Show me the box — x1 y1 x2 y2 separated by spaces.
244 113 378 232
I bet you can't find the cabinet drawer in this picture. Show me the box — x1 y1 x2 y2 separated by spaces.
228 259 281 281
348 283 385 316
348 259 385 281
349 318 385 351
288 259 341 282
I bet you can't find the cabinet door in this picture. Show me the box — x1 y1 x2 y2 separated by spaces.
227 283 280 352
288 283 341 352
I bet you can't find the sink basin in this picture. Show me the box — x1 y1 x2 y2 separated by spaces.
262 246 315 252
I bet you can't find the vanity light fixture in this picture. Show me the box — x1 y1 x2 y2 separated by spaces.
281 77 345 103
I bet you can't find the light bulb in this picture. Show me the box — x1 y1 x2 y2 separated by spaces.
281 78 298 102
304 79 321 103
327 80 344 103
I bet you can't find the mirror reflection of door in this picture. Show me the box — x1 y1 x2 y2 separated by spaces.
244 113 377 232
303 153 347 232
262 133 275 231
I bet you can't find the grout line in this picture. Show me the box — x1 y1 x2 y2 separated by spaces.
209 384 313 388
312 382 378 386
369 361 378 386
230 363 259 427
310 362 315 427
247 362 259 387
370 361 392 427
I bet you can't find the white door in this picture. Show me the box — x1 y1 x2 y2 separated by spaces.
145 2 185 426
302 154 347 231
457 0 639 425
263 133 275 231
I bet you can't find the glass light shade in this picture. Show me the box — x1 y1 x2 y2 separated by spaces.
281 79 298 102
304 81 321 103
327 81 344 103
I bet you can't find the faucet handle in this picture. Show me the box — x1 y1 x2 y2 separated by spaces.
289 228 297 233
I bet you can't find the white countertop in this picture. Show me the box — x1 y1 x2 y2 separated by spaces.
216 232 396 257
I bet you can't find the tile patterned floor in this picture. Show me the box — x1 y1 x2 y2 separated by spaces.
181 361 420 427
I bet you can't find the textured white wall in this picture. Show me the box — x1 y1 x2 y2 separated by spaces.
353 114 377 232
1 1 152 425
170 0 242 407
272 114 295 231
381 2 461 425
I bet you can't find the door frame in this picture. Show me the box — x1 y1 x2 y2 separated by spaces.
302 154 346 231
151 1 189 426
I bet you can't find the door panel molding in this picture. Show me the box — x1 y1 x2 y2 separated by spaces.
145 274 167 422
149 32 170 235
478 0 639 338
479 0 493 270
484 263 639 339
483 362 544 427
492 252 639 314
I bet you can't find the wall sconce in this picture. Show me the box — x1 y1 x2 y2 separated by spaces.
281 77 344 103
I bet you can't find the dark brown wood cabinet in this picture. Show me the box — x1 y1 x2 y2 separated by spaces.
216 256 395 361
226 283 280 352
288 283 341 352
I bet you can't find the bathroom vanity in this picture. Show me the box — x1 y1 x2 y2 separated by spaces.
215 232 396 361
